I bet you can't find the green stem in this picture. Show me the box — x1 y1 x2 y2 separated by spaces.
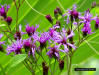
0 64 6 75
8 25 11 31
52 59 56 75
71 22 73 30
78 24 80 45
24 60 35 75
68 55 72 75
66 53 69 74
23 61 32 73
49 58 52 75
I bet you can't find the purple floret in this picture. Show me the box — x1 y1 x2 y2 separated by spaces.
6 39 23 55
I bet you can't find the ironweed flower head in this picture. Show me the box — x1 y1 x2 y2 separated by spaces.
0 5 10 18
47 45 60 60
23 38 32 51
5 16 12 25
33 32 50 49
56 20 61 26
45 15 53 24
70 5 79 21
42 62 49 75
54 9 58 19
92 1 96 8
6 39 23 55
39 32 50 48
63 5 79 24
59 60 64 70
49 28 55 37
53 29 76 53
82 22 93 36
56 7 62 15
95 17 99 29
79 9 93 23
49 29 61 41
25 24 39 36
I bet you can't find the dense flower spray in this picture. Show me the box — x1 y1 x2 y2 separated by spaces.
0 1 98 75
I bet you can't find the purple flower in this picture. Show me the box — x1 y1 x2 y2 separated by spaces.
47 45 60 60
49 28 55 37
56 20 61 26
23 38 32 49
49 28 61 41
92 2 96 8
33 32 50 48
23 38 36 57
45 15 53 23
63 5 79 24
6 39 23 55
25 24 39 36
95 17 99 29
39 32 50 48
82 22 93 36
0 5 10 18
5 16 12 25
79 9 93 23
54 9 58 19
56 7 62 15
53 29 76 53
69 5 79 21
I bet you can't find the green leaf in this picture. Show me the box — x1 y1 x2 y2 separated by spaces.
8 54 27 68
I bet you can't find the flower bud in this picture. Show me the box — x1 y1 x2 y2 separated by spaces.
56 7 62 15
95 23 99 29
73 10 78 20
42 62 49 75
45 15 53 24
95 18 99 29
0 45 3 52
83 31 87 37
59 60 64 70
24 41 31 49
0 11 7 19
70 10 78 21
92 2 96 8
67 29 71 35
56 20 60 26
14 31 21 40
5 17 12 25
54 9 58 19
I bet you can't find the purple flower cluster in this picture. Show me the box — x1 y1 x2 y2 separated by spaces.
5 22 77 60
6 24 39 57
5 5 98 62
0 2 98 74
0 4 12 25
63 5 99 36
4 4 98 63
